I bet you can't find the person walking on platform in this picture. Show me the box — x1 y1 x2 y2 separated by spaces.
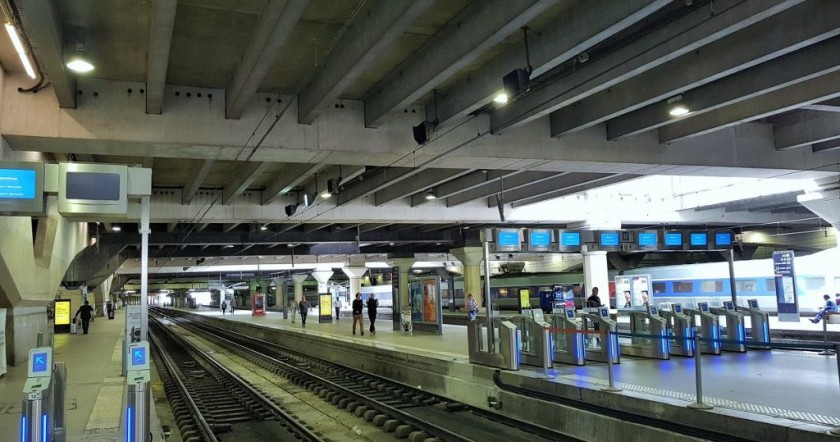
335 295 341 321
586 287 602 309
221 300 227 315
467 293 478 321
352 292 364 335
367 293 379 335
811 294 837 323
299 297 311 327
73 301 94 335
289 299 297 323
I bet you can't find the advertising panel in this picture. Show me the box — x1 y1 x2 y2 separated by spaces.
632 275 651 308
408 277 443 334
123 305 142 375
318 294 333 323
773 250 799 321
615 276 632 310
519 288 531 312
54 300 72 334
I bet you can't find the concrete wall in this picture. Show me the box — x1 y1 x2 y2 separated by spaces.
5 306 47 365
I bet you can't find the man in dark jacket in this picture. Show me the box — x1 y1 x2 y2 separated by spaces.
352 293 364 335
366 294 379 335
74 301 94 334
298 297 311 327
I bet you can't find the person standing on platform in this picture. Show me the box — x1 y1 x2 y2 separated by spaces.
299 297 311 327
586 287 602 345
73 301 94 335
289 299 297 323
467 293 478 320
367 293 379 335
335 295 341 321
811 294 837 323
352 292 364 335
106 301 115 320
221 300 227 315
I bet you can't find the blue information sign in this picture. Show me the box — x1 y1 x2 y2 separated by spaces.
0 169 36 199
496 229 520 251
637 231 657 247
772 250 799 316
690 232 708 247
664 232 683 247
528 230 551 250
560 232 580 246
131 347 146 367
715 232 732 247
32 352 48 374
599 232 619 247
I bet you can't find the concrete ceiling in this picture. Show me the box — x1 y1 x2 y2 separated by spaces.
3 0 840 268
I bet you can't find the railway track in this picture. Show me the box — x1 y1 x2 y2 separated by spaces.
149 316 324 442
154 308 580 442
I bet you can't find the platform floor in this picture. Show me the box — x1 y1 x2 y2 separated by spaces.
194 307 840 429
0 309 165 441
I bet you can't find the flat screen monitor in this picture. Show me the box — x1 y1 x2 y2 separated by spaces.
649 306 658 315
527 229 552 252
58 163 128 216
131 347 146 367
495 228 521 252
0 161 44 215
31 352 48 374
600 307 609 318
557 230 581 252
27 347 51 378
748 299 759 309
714 231 733 248
673 304 682 314
689 232 708 249
599 231 619 250
724 301 734 311
637 231 658 249
663 231 683 249
566 308 576 319
698 302 709 312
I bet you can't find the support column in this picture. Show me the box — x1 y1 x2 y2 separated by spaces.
140 195 150 340
292 274 307 303
311 270 333 294
342 267 367 297
582 247 609 307
451 247 483 310
389 257 414 331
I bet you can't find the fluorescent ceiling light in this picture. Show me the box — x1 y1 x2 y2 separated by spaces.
260 225 268 231
111 226 122 232
493 93 509 104
320 190 332 198
66 57 94 73
425 189 436 200
5 23 36 79
669 105 690 117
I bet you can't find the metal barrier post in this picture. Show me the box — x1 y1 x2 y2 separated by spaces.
601 330 621 393
819 315 834 355
688 331 713 410
833 343 840 436
125 342 151 442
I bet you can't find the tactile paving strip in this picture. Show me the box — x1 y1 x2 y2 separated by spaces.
84 384 124 430
561 374 840 426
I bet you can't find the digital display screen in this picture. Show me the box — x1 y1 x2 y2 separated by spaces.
600 307 609 318
674 304 682 313
637 231 657 247
66 171 121 201
599 232 619 247
715 232 732 246
560 231 581 246
649 307 658 315
131 347 146 367
699 302 709 312
54 300 71 326
32 352 48 374
528 230 551 248
724 301 734 311
664 232 683 247
566 309 575 319
496 229 520 248
690 232 708 247
0 169 36 199
748 299 758 309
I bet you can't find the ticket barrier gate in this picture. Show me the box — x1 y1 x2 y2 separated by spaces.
468 317 520 370
546 307 586 365
509 311 553 369
739 299 771 350
684 302 722 355
580 307 620 364
624 306 670 359
125 342 152 442
20 347 67 442
709 301 746 352
659 304 695 357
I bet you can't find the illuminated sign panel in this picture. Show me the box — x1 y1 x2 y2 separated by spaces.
715 231 733 247
664 231 683 248
599 232 619 248
689 232 708 248
527 229 552 251
54 301 71 326
495 229 521 252
0 169 36 199
0 161 44 215
637 231 657 248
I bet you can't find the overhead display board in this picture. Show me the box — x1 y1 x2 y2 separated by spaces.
58 163 128 216
598 231 620 251
557 230 581 252
689 232 708 249
663 231 683 249
0 161 44 216
637 231 658 250
494 228 522 252
714 231 733 247
526 229 553 252
489 228 734 252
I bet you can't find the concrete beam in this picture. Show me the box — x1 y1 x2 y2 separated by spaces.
358 223 392 233
262 163 324 205
374 169 473 206
297 0 432 124
447 172 560 207
774 110 840 150
659 71 840 143
166 222 178 232
182 159 215 204
223 223 241 233
490 0 804 133
608 38 840 140
410 170 518 207
493 172 611 206
146 0 178 114
813 139 840 153
550 0 840 137
226 0 309 119
142 157 155 168
363 0 557 127
337 167 415 206
16 0 76 108
434 0 670 126
196 223 210 232
222 161 271 204
805 98 840 113
510 174 638 207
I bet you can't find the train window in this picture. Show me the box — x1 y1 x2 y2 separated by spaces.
652 282 667 294
673 281 694 293
765 279 776 292
804 277 826 291
735 280 758 292
699 280 723 293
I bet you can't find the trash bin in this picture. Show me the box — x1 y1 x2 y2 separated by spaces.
400 311 412 333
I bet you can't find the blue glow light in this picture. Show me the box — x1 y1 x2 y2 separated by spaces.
41 414 46 442
713 326 721 351
20 416 25 442
660 332 668 356
127 407 132 442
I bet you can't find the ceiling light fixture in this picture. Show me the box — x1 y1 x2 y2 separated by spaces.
260 225 268 231
4 23 36 79
66 42 94 73
667 95 690 117
493 93 508 104
111 226 122 232
425 189 437 200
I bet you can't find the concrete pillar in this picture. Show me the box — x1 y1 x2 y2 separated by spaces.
342 267 367 297
310 270 333 294
389 258 414 327
292 274 308 303
582 247 609 306
451 247 483 310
